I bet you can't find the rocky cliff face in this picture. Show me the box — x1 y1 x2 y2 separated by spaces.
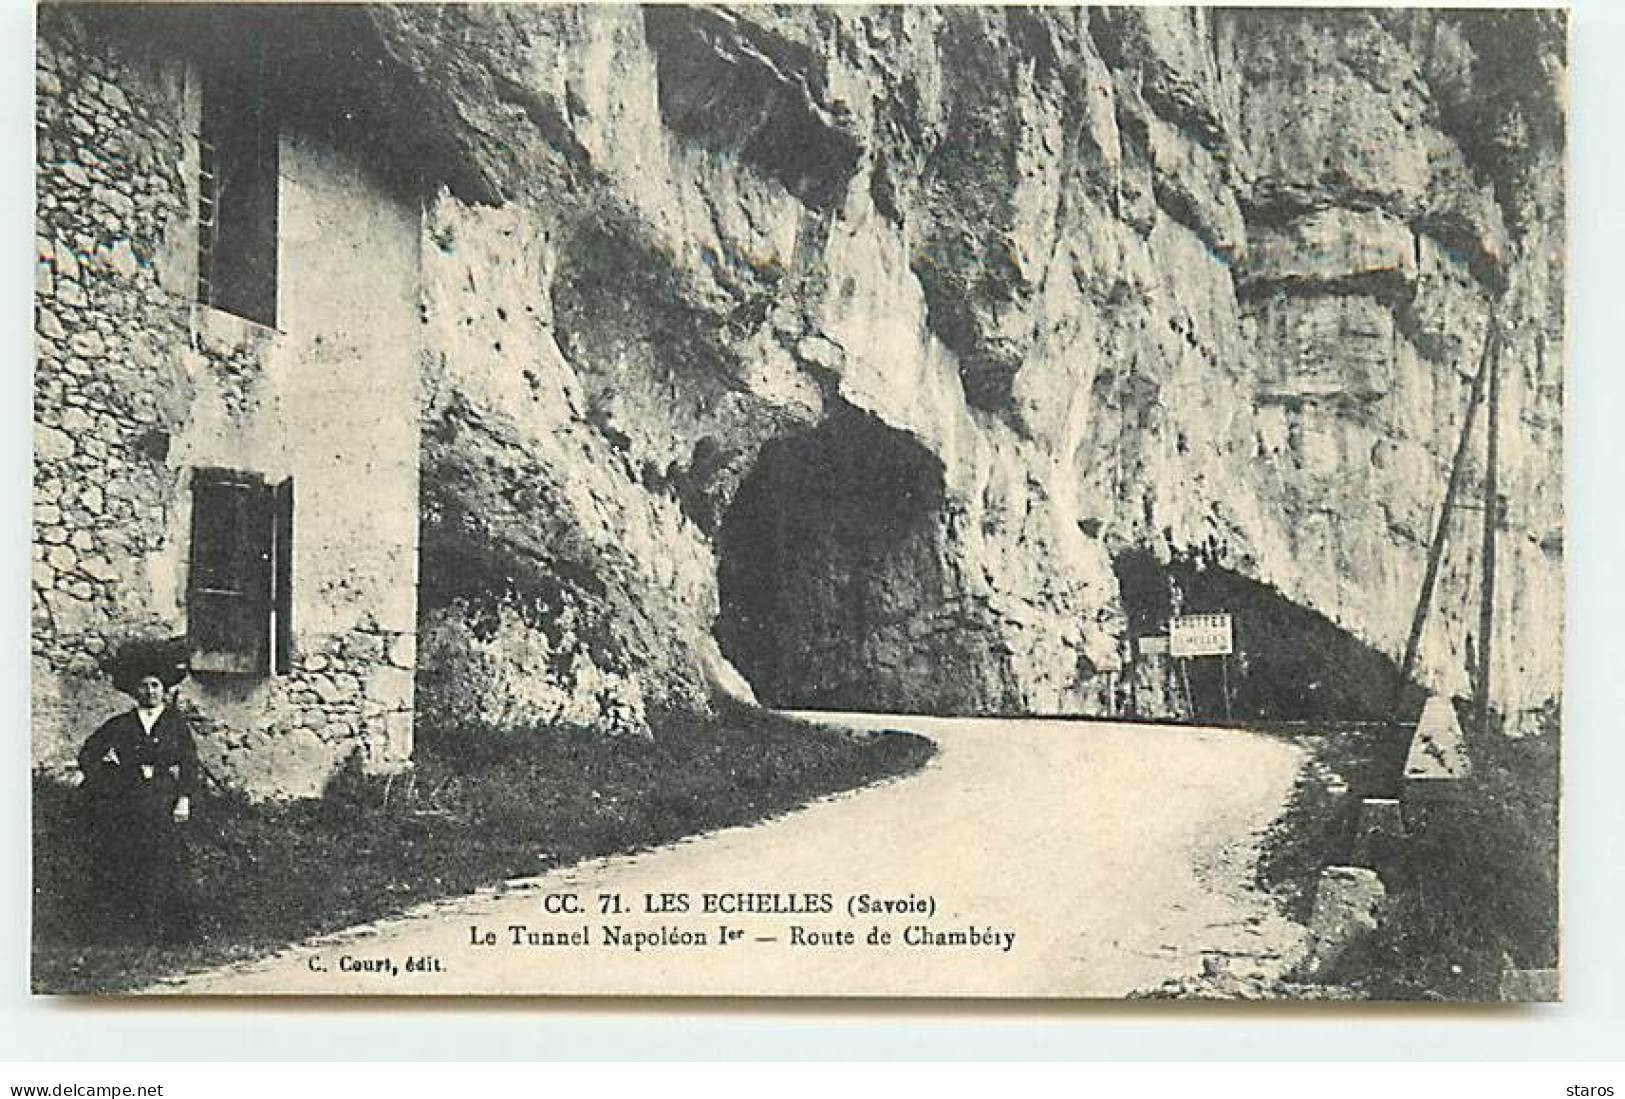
384 6 1563 734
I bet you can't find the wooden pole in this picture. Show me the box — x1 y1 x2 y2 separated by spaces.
1180 657 1195 720
1220 654 1234 722
1398 320 1499 697
1476 318 1502 728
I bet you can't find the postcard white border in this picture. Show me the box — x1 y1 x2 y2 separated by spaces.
2 0 1620 1061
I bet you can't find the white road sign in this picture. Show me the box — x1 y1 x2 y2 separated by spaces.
1169 613 1233 658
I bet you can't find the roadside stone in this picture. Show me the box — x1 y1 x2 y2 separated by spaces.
60 161 89 188
303 652 329 673
1405 694 1471 782
47 545 77 571
1305 866 1387 977
1352 797 1406 867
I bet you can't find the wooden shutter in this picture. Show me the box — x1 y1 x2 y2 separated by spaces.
271 477 294 674
199 57 278 327
188 469 273 675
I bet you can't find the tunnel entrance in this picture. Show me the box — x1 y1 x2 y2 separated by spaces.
1112 548 1422 723
714 408 947 709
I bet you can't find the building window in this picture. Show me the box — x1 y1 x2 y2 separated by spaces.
188 469 293 675
197 59 278 327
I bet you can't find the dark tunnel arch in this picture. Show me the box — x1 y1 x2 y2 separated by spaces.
1112 547 1425 723
713 407 947 709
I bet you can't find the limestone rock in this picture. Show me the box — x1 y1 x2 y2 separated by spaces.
30 6 1564 786
394 7 1561 735
1357 797 1405 840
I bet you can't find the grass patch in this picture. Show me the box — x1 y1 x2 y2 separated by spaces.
32 701 934 995
1251 708 1559 1001
1330 706 1559 1001
1254 722 1412 924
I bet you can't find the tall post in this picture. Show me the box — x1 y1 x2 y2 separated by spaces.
1475 320 1502 729
1398 321 1499 697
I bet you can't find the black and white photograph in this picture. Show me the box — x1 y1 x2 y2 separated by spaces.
28 2 1564 1001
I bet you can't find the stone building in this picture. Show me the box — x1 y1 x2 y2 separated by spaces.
33 7 433 798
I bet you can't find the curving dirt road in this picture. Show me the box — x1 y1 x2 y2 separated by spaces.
159 715 1310 997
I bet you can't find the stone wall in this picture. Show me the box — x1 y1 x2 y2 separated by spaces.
414 196 716 738
33 11 424 798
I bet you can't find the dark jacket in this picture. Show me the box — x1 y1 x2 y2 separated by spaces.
78 706 198 810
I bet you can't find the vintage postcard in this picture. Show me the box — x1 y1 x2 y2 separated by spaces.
29 2 1564 1000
